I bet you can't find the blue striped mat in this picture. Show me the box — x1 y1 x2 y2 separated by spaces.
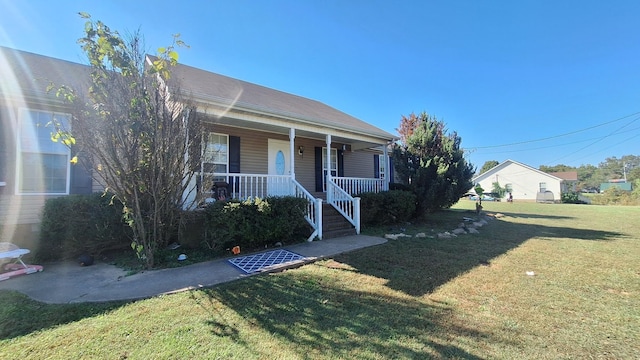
228 249 306 274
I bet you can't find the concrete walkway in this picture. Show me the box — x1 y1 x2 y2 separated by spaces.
0 235 386 304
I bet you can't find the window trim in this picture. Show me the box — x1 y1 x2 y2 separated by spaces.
539 182 547 193
15 108 71 195
202 132 229 183
321 147 338 192
378 154 386 180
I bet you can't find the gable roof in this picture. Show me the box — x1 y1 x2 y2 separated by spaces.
167 59 395 141
549 171 578 181
0 46 91 105
1 47 395 143
473 159 564 183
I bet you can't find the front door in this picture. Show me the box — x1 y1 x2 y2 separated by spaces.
267 139 291 196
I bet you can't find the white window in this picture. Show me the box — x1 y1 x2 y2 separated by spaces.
17 110 71 194
322 147 337 191
539 182 547 192
202 133 228 182
505 183 513 192
378 155 386 180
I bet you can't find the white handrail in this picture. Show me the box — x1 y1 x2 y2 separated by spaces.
327 178 361 234
292 179 323 241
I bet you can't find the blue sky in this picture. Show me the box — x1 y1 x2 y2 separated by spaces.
1 1 638 170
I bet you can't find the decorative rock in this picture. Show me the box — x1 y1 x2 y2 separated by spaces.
473 222 484 228
385 233 411 240
495 213 505 218
452 228 466 235
468 228 479 234
437 232 457 239
415 232 427 238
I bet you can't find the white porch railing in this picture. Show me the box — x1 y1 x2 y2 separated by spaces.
332 177 386 195
292 179 323 241
326 178 361 234
199 173 293 200
198 172 323 241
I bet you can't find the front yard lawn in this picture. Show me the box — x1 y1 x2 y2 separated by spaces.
1 201 638 359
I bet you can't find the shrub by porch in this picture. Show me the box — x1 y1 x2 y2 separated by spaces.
37 194 310 265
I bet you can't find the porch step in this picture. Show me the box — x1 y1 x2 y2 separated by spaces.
322 203 356 239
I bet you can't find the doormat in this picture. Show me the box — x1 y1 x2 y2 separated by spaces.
228 249 306 274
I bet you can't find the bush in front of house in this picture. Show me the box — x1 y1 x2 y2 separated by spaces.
38 193 132 261
202 196 309 251
359 190 417 226
561 191 585 204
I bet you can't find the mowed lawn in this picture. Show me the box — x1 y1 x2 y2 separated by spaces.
1 201 638 359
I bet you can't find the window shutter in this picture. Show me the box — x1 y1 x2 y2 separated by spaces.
389 156 394 184
314 147 323 192
338 149 344 177
229 136 240 173
70 151 92 194
373 154 380 178
229 136 240 192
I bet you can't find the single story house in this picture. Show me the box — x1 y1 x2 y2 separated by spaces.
547 171 578 193
471 159 570 202
0 46 396 247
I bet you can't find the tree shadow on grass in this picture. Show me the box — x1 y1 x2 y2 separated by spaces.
198 272 501 359
450 207 576 221
335 218 624 297
0 290 127 339
493 212 576 220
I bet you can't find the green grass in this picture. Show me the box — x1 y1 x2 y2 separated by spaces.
1 201 638 359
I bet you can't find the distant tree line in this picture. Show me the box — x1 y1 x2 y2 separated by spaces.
478 155 639 191
538 155 640 191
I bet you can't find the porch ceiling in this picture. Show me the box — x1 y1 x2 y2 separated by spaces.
198 106 391 150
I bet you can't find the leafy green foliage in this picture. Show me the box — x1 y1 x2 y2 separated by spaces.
359 190 417 226
478 160 499 175
52 14 203 268
203 197 308 251
560 191 586 204
491 181 506 199
392 112 474 216
540 155 639 191
591 186 640 205
38 193 132 261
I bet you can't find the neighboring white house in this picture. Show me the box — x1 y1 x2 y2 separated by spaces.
471 159 567 202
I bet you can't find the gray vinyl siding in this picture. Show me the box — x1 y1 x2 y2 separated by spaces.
343 150 378 178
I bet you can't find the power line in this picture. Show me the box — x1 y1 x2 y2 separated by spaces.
549 115 640 164
468 111 640 150
471 124 640 155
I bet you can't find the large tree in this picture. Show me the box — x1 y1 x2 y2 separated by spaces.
392 112 474 216
539 164 575 173
53 14 203 268
478 160 499 175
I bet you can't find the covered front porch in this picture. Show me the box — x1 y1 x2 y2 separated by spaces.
187 125 393 241
172 60 396 241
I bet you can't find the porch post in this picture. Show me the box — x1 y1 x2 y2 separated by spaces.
383 143 389 191
289 128 296 180
325 134 332 202
325 134 332 182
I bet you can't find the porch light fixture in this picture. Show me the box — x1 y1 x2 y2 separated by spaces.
298 146 304 156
